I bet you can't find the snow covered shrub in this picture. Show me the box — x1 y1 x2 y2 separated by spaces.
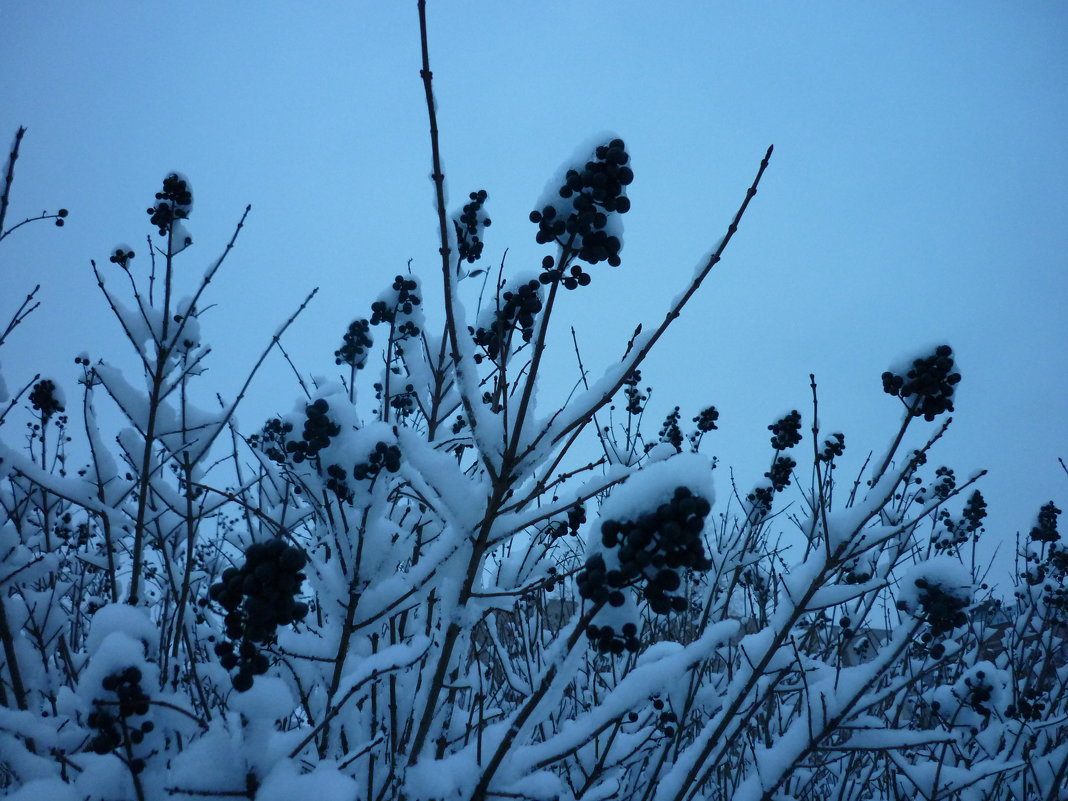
2 9 1067 801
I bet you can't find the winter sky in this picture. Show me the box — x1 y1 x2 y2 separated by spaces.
1 2 1065 592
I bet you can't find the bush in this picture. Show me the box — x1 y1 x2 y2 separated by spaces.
0 9 1065 801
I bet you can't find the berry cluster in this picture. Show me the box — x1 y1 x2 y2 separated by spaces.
898 577 968 636
1007 688 1047 722
87 667 153 773
252 418 294 464
622 370 647 416
109 247 135 268
818 432 845 463
335 318 373 369
650 697 679 737
325 464 353 503
882 345 961 421
146 173 192 236
1029 501 1061 544
353 441 402 482
586 620 640 655
769 410 802 451
963 671 994 716
54 208 69 227
371 276 421 331
765 455 796 492
657 407 683 452
473 279 543 362
692 406 719 433
578 487 711 624
284 399 340 463
454 189 491 263
546 504 584 540
530 138 631 270
537 254 592 290
209 539 309 692
29 379 64 422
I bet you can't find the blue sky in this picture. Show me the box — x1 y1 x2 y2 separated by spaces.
2 2 1065 587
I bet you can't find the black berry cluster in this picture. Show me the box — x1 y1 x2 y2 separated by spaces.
765 455 796 492
578 487 711 624
353 441 401 482
472 279 543 362
87 666 153 773
657 407 683 452
208 538 309 692
146 173 192 236
109 248 135 268
882 345 961 421
897 576 969 636
54 208 69 227
252 418 294 465
692 406 719 433
546 504 584 540
769 410 802 451
530 138 631 270
29 379 64 422
818 432 845 463
963 671 994 716
285 399 340 464
586 620 640 656
1029 501 1061 544
650 697 678 737
335 318 373 369
325 464 353 503
1007 687 1047 722
454 189 491 263
371 276 421 333
622 370 647 416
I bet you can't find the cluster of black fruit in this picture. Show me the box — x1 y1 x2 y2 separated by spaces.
578 487 711 628
353 441 402 482
692 406 719 433
389 384 417 418
455 189 491 263
109 247 135 268
746 485 775 521
284 399 340 464
335 318 373 369
657 407 683 452
765 455 797 492
882 345 961 421
54 208 68 227
208 538 309 692
769 410 802 451
371 275 421 330
1007 687 1047 722
325 463 353 503
472 278 543 362
818 432 845 463
146 173 192 236
252 417 294 465
536 254 592 290
29 379 64 422
898 576 968 636
1029 501 1061 544
962 671 994 716
87 666 153 773
586 620 640 656
622 370 647 415
530 138 631 269
547 503 585 539
935 489 988 554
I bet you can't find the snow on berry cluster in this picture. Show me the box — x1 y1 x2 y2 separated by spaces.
530 137 632 284
454 189 491 264
579 482 712 655
881 344 961 421
208 538 309 692
86 667 153 774
472 277 543 363
146 172 192 237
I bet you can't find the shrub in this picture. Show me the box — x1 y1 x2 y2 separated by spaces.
0 7 1064 801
